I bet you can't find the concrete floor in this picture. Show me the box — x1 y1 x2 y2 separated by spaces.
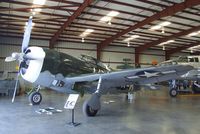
0 88 200 134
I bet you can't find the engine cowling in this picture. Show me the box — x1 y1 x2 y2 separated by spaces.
20 47 45 83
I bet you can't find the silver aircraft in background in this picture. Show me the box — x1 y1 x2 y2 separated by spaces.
159 56 200 97
5 17 193 116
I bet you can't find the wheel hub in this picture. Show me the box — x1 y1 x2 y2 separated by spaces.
171 90 177 96
33 94 41 103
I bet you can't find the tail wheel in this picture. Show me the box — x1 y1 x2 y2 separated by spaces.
169 88 178 97
83 100 98 117
29 91 42 105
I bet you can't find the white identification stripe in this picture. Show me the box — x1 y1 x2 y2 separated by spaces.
162 70 176 74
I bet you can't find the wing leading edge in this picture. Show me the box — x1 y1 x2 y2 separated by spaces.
67 64 193 94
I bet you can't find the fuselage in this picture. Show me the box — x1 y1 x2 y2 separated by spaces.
20 47 109 93
20 47 193 94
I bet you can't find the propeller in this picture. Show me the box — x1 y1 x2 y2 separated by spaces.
5 52 24 62
5 16 33 103
12 71 20 103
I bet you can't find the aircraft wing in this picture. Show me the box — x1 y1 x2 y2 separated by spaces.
178 69 200 80
66 64 193 94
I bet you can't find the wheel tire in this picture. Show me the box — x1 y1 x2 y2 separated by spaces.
169 88 178 97
29 92 42 105
83 100 98 117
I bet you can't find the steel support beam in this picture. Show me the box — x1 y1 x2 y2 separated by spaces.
137 25 200 52
97 45 101 60
0 5 79 12
166 41 200 56
135 50 140 65
97 0 200 59
49 0 93 48
165 51 170 61
136 25 200 65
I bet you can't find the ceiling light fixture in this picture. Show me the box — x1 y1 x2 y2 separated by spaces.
82 38 85 43
150 21 171 31
99 11 119 25
187 32 199 37
150 25 161 30
160 21 171 26
100 16 112 22
161 27 165 34
80 29 94 37
108 21 111 25
158 40 175 46
131 35 140 38
32 0 46 13
167 40 175 43
33 8 42 12
107 11 119 17
85 29 94 33
124 35 140 42
162 45 165 50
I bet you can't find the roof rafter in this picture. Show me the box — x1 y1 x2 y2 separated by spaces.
97 0 200 59
0 5 79 12
49 0 94 48
166 41 200 56
136 25 200 52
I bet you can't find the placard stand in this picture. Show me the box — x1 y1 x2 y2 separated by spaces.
66 109 81 127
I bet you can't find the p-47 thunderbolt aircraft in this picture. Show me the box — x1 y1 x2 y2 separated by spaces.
5 17 193 116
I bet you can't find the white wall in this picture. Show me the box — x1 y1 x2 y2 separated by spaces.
101 45 135 69
139 49 165 67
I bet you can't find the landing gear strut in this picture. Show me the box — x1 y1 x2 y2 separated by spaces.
28 85 42 105
169 80 178 97
83 76 102 117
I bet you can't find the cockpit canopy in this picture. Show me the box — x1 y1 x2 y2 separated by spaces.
177 56 199 63
158 56 200 67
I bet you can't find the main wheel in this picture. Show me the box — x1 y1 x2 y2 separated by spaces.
169 88 178 97
83 100 98 117
29 91 42 105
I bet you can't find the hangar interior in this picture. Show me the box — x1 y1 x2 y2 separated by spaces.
0 0 200 134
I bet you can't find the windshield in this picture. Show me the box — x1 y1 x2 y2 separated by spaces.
177 56 188 62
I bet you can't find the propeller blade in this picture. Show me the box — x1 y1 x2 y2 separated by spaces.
5 56 16 62
12 71 20 103
21 16 33 53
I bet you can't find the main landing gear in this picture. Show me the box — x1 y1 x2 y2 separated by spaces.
169 88 178 97
169 80 178 97
28 85 42 105
83 76 102 117
83 99 99 117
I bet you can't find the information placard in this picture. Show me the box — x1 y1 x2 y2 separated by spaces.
64 94 79 110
